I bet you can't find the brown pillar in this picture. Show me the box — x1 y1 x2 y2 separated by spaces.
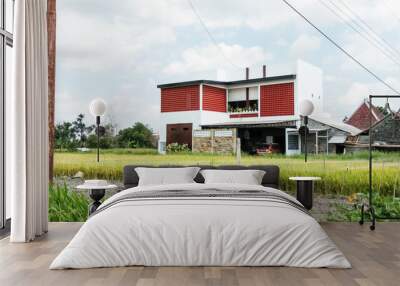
47 0 56 182
245 67 249 108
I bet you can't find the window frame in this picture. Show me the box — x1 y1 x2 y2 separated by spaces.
0 0 14 231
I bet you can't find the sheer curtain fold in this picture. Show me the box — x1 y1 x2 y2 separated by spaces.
10 0 49 242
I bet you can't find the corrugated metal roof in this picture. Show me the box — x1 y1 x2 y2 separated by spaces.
328 135 347 144
157 75 296 89
310 115 361 135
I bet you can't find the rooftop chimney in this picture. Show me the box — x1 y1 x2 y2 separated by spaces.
262 65 267 78
245 67 250 107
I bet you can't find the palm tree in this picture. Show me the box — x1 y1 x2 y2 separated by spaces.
72 114 88 147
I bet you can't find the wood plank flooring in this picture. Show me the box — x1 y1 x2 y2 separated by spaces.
0 222 399 286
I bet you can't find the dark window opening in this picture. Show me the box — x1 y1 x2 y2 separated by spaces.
238 127 286 154
288 135 299 150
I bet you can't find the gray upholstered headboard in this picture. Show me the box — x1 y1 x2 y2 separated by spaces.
123 165 280 189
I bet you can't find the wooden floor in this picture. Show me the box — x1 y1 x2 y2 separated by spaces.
0 222 399 286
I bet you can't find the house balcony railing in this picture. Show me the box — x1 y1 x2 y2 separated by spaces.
229 110 259 118
228 110 258 114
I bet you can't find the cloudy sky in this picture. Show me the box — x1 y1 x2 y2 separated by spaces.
56 0 400 132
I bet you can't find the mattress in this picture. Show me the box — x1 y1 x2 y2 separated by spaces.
50 183 351 269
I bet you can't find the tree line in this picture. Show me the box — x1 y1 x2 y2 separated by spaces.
55 114 155 150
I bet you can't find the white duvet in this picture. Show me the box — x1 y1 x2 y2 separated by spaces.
50 183 351 269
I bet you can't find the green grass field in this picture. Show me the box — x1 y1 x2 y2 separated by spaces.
54 149 400 196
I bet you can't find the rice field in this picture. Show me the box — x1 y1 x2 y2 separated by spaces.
54 149 400 196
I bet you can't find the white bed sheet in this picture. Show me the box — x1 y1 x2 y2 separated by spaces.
50 183 350 269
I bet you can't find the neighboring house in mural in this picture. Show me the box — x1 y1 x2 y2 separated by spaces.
344 99 400 152
345 111 400 152
302 116 360 154
344 99 385 131
157 60 359 155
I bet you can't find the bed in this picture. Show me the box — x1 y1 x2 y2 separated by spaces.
50 165 350 269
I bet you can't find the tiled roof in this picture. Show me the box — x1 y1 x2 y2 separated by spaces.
344 101 385 131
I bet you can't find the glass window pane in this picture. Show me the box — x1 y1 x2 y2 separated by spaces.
6 0 14 33
288 135 299 150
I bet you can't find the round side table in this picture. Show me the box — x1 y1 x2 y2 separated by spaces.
76 184 117 215
289 177 321 210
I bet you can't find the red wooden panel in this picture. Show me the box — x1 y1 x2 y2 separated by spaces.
260 83 294 116
161 85 200 112
202 85 226 112
230 113 258 118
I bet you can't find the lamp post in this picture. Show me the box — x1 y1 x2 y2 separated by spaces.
89 99 107 162
299 99 314 163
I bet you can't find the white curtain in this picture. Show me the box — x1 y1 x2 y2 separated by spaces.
9 0 49 242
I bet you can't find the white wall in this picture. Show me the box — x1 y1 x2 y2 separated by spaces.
159 110 202 143
200 110 229 125
228 87 258 101
296 59 324 115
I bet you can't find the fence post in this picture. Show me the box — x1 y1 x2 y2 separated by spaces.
236 138 241 165
211 130 214 154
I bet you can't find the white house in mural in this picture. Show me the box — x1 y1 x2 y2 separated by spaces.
156 60 356 155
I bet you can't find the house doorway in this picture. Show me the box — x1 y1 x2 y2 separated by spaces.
237 127 286 154
166 123 193 149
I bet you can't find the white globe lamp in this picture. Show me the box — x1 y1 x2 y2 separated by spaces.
89 99 107 162
299 99 314 116
299 99 314 163
89 98 107 117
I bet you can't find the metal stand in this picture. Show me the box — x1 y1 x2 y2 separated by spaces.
96 115 100 162
296 181 314 210
88 189 105 215
359 94 400 230
304 116 308 163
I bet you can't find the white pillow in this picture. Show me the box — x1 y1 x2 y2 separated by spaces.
135 167 200 186
200 169 266 185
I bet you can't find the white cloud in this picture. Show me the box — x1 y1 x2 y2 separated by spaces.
55 92 92 123
340 82 370 106
188 0 400 33
189 0 329 31
109 92 160 131
290 34 321 57
57 10 178 73
162 43 272 79
55 0 400 131
339 34 400 74
337 78 400 117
